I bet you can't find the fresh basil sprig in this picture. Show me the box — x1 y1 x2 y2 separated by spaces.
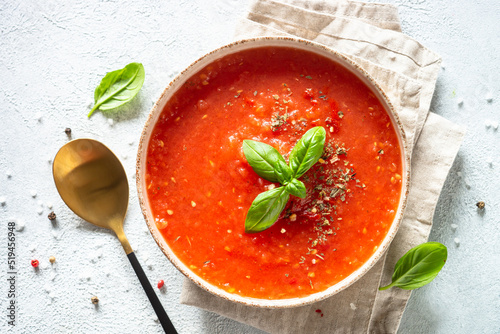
379 242 447 291
243 126 326 233
88 62 145 118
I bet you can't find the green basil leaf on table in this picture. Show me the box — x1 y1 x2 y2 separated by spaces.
288 126 326 178
88 62 145 118
284 178 307 198
245 187 290 233
379 242 448 291
242 140 292 183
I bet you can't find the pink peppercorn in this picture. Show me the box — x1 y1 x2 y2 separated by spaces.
31 259 39 268
157 280 164 289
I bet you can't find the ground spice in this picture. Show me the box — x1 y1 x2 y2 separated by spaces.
271 112 289 132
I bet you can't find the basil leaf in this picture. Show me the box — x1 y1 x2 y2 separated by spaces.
245 187 290 233
289 126 326 178
284 178 306 198
88 62 145 118
379 242 447 291
243 140 292 183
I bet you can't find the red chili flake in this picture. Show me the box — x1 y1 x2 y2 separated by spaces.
304 212 321 221
330 100 339 113
303 88 314 99
157 280 164 289
310 118 322 127
31 259 39 268
243 97 255 107
315 309 321 313
325 118 340 133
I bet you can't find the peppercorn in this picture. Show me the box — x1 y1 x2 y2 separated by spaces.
157 280 164 289
49 256 56 264
476 201 485 209
65 128 72 135
91 296 99 304
48 211 56 220
31 259 39 267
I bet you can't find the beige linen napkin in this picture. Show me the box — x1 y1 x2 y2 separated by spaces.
180 1 466 333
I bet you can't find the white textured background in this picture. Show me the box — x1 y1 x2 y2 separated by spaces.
0 0 498 333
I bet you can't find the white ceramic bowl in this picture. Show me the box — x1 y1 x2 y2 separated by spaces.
136 37 410 308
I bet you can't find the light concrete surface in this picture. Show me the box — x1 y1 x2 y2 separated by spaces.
0 1 498 333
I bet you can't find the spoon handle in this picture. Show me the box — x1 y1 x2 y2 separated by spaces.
127 251 178 334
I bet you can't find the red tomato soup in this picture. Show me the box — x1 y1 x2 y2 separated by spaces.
146 47 402 299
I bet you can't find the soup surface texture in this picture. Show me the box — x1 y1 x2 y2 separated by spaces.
146 46 402 299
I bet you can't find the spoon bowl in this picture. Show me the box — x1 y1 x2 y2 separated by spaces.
53 139 131 251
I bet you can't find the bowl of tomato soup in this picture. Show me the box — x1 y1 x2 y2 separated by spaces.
137 37 410 308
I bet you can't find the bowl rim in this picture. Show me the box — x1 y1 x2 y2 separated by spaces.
136 36 411 308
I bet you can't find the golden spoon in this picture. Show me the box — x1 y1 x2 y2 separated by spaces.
53 138 177 333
